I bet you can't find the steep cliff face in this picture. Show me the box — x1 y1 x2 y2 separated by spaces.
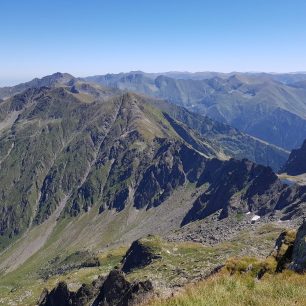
0 86 127 247
281 140 306 175
133 141 207 210
92 270 153 306
182 158 306 226
291 221 306 272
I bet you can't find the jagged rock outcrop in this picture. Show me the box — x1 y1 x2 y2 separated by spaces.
38 270 153 306
0 74 303 260
225 228 299 279
121 236 162 273
281 140 306 175
38 275 105 306
269 229 297 272
257 225 306 278
182 159 287 225
38 281 71 306
92 269 153 306
291 220 306 272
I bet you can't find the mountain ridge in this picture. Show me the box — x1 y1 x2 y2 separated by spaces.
85 71 306 150
0 87 302 270
0 73 289 170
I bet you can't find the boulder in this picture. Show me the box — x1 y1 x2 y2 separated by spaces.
38 270 152 306
291 220 306 272
257 228 297 278
92 269 153 306
121 236 162 273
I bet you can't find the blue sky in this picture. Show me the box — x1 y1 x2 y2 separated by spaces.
0 0 306 85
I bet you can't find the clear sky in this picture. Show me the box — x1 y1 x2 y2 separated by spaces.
1 0 306 85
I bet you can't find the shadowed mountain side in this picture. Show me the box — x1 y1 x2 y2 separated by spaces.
182 159 306 226
281 140 306 176
0 85 227 250
146 96 288 170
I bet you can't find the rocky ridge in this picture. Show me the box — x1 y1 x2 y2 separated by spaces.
38 269 153 306
0 77 292 252
291 220 306 272
281 139 306 175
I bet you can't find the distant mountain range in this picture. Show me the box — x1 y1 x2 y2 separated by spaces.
2 71 306 151
87 71 306 83
0 72 305 305
85 71 306 150
0 73 288 171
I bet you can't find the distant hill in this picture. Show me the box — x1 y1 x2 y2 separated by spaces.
0 72 75 99
4 71 306 151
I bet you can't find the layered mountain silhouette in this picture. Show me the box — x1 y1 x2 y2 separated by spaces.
0 73 305 284
86 72 306 150
0 73 289 169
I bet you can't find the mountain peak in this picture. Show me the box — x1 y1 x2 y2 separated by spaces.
35 72 75 86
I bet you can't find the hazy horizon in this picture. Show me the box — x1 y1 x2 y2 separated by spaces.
2 70 306 87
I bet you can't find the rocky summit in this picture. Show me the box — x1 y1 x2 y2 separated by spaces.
291 220 306 272
38 269 153 306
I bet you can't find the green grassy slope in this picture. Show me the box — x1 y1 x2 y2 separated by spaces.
148 271 306 306
0 222 290 305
